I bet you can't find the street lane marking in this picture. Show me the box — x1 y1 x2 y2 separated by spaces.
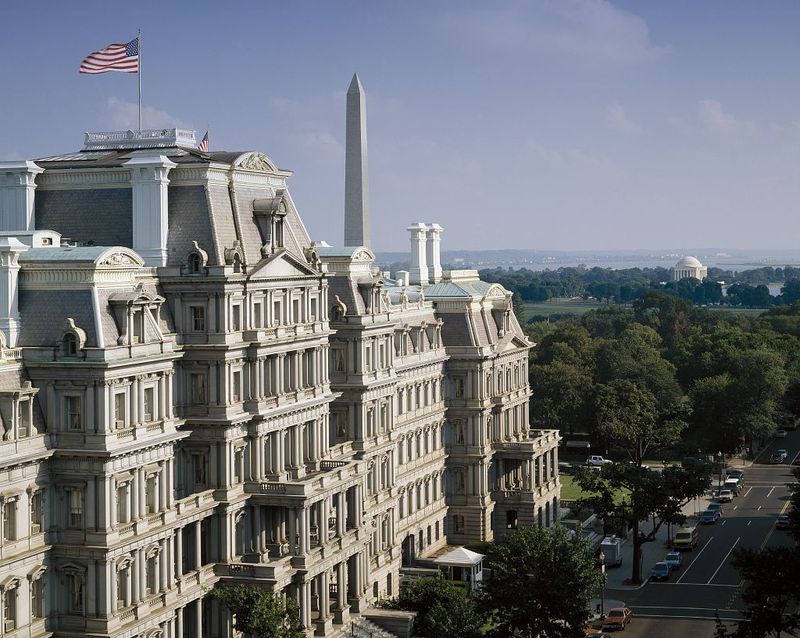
768 487 775 497
646 583 739 588
708 536 740 585
733 505 737 510
634 604 740 610
759 500 791 551
676 537 713 583
634 613 743 621
744 487 753 497
747 520 751 526
721 520 727 526
758 505 762 510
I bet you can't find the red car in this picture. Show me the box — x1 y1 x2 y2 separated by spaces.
602 607 633 631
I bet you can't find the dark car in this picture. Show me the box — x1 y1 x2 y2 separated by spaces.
700 510 719 524
650 561 671 581
776 515 791 530
664 551 683 570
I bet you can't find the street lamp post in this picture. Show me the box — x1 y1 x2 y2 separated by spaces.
717 451 723 495
598 551 606 619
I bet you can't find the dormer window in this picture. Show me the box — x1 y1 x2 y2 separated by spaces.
64 334 78 356
188 253 202 274
253 192 288 255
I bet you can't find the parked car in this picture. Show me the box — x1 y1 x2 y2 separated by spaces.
793 456 800 466
778 449 789 459
650 561 671 581
775 430 788 438
770 454 784 464
664 551 683 570
587 455 613 467
727 469 744 480
707 501 724 515
776 515 791 530
700 509 720 524
672 526 699 550
602 607 633 631
717 489 733 503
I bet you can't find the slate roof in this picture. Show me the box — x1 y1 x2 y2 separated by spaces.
424 280 495 299
19 290 99 347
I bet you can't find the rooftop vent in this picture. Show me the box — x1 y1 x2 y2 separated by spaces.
83 128 197 151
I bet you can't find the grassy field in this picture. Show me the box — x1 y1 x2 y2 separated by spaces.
524 298 767 318
559 475 630 503
523 299 607 316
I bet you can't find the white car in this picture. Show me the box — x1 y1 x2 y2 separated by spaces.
587 455 613 467
775 430 788 439
717 489 733 503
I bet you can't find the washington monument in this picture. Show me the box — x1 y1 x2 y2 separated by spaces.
344 73 370 247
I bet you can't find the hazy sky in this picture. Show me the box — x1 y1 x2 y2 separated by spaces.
1 1 799 252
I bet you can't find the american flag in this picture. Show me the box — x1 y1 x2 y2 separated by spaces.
79 37 139 74
198 131 209 153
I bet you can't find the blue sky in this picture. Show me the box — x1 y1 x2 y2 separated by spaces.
1 1 799 252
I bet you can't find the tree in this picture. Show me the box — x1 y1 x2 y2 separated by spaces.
384 577 484 638
575 460 709 585
209 584 305 638
714 547 800 637
479 525 598 638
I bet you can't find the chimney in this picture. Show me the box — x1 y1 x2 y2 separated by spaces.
344 73 370 247
0 161 44 231
124 155 177 267
0 237 28 347
425 223 443 284
407 223 429 286
395 270 409 287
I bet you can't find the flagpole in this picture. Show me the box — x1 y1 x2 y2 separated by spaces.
137 29 142 133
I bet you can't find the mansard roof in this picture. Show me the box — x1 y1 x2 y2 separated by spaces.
19 245 143 266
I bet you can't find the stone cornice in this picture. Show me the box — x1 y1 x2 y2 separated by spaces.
36 169 130 191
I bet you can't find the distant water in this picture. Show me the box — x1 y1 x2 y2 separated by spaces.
377 249 800 273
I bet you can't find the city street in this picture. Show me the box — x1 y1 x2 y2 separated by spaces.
605 432 798 632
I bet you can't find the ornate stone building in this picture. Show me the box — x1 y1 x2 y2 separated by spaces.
0 125 560 638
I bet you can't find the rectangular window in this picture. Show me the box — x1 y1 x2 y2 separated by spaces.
3 588 15 630
67 488 83 529
454 378 465 399
310 298 318 321
253 303 262 329
66 396 82 431
17 400 30 438
3 500 15 541
292 298 301 324
232 305 241 331
146 475 157 514
190 374 206 405
190 306 206 332
31 578 43 618
191 453 207 489
143 387 154 422
364 345 372 371
379 343 386 369
232 371 241 403
30 492 42 534
116 484 127 524
114 393 126 429
69 574 84 614
234 449 243 483
333 348 345 373
133 310 144 343
273 300 281 326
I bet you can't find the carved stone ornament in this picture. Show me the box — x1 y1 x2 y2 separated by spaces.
190 241 209 267
238 152 276 172
332 295 347 317
100 252 137 266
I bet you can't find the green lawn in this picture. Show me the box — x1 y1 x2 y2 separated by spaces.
523 299 607 316
559 475 629 503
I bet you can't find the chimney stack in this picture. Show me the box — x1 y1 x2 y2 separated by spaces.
407 223 429 286
125 155 177 267
0 161 44 232
0 236 28 347
425 223 443 283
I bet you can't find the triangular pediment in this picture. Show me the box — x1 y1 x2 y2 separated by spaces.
247 249 319 280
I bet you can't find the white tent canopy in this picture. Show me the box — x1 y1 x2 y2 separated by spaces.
433 546 484 567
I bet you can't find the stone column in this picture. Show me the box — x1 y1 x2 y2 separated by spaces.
407 222 429 285
194 522 202 570
176 527 184 579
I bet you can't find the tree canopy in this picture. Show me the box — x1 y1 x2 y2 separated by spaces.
479 525 598 638
209 584 305 638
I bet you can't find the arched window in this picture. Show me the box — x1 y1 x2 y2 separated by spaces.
232 254 242 273
188 253 202 274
